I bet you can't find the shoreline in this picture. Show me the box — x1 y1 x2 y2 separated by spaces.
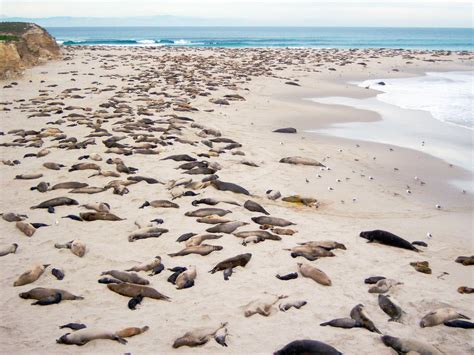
0 46 473 354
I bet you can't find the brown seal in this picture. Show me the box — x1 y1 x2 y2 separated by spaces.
13 264 50 286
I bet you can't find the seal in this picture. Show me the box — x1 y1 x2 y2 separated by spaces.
185 208 231 217
210 253 252 274
276 272 298 281
359 230 419 251
169 245 223 257
364 276 386 284
128 295 143 310
81 202 110 213
443 320 474 329
31 197 79 211
162 154 196 162
59 323 87 330
274 340 342 355
191 198 240 207
273 127 297 133
30 181 50 192
197 215 232 224
98 277 122 284
139 200 179 209
286 245 335 261
51 182 88 190
116 326 149 337
0 243 18 257
378 294 403 322
15 173 43 180
350 304 381 333
211 180 250 195
107 283 170 301
129 227 169 242
381 335 442 355
1 212 27 222
320 318 360 329
16 221 37 237
172 322 228 348
126 256 162 272
14 264 49 286
458 286 474 294
243 294 288 317
32 292 62 306
279 156 325 167
52 268 65 280
297 262 331 286
56 329 127 345
368 279 402 293
175 266 197 289
54 240 86 257
101 270 149 285
243 200 269 215
298 240 346 251
251 216 295 227
79 212 124 221
69 162 101 172
185 234 223 247
233 230 281 241
279 300 307 312
455 255 474 266
206 221 248 234
420 308 470 327
19 287 84 300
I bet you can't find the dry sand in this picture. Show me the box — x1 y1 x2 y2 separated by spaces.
0 46 473 354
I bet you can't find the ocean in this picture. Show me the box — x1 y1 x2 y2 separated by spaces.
46 27 474 50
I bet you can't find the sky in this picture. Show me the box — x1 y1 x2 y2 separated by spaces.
2 0 473 27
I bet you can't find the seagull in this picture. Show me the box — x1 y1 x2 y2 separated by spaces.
427 232 433 239
406 189 412 194
336 179 341 182
352 197 357 202
368 176 374 180
328 187 334 191
435 204 441 209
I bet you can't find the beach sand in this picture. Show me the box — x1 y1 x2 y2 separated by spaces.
0 46 472 354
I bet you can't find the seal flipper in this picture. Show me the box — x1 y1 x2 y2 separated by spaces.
47 206 55 214
114 335 128 345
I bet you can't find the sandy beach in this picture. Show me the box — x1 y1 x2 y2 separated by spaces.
0 46 473 354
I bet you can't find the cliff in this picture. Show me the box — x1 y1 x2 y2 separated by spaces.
0 22 61 79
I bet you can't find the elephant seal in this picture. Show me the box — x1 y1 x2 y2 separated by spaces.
19 287 83 300
233 230 281 241
43 162 65 170
167 267 187 285
81 202 110 213
274 340 341 355
129 227 169 242
139 200 179 209
107 283 170 301
320 318 361 329
458 286 474 294
51 182 88 190
378 294 403 322
359 230 419 251
1 212 27 222
276 272 298 281
57 329 127 345
79 212 123 221
32 292 62 306
197 215 232 224
206 221 248 234
15 173 43 180
368 279 402 293
298 240 346 251
30 181 50 192
279 156 325 167
69 163 101 172
0 243 18 256
31 197 79 211
420 308 470 327
14 264 49 286
350 304 381 333
211 180 250 195
287 245 335 261
297 262 331 286
116 325 149 338
169 245 223 257
251 216 295 227
381 335 442 355
176 266 197 289
443 320 474 329
126 257 161 272
191 198 240 207
162 154 196 162
185 234 223 247
279 300 307 312
172 322 227 348
98 277 122 284
101 270 149 285
244 294 288 317
455 255 474 266
210 253 252 273
244 200 269 215
185 208 231 217
54 240 86 257
273 127 297 134
52 268 65 280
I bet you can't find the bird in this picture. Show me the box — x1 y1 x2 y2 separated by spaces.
427 232 433 239
435 204 441 209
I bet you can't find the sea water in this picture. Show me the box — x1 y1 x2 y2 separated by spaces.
47 27 474 51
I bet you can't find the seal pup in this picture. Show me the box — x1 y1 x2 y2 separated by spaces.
381 335 442 355
54 240 86 257
32 292 62 306
297 262 331 286
19 287 83 300
78 212 123 221
185 208 231 217
0 243 18 256
276 272 298 281
211 180 250 195
420 308 470 327
196 215 232 224
458 286 474 294
274 340 342 355
378 295 403 322
350 304 381 333
56 329 127 345
107 283 170 301
101 270 149 285
443 320 474 329
14 264 50 286
168 245 223 257
209 253 251 274
59 323 87 330
172 322 228 348
175 266 197 289
243 200 269 215
279 300 307 312
167 267 187 285
243 294 288 317
359 230 419 251
320 318 361 329
52 268 65 280
233 230 281 241
364 276 386 284
128 294 143 310
251 216 295 227
51 182 88 190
